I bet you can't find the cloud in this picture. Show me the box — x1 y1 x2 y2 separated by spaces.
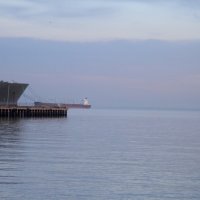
0 0 114 20
0 0 200 41
1 38 200 109
1 0 200 20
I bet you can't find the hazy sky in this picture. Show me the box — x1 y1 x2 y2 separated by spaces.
0 0 200 109
1 0 200 41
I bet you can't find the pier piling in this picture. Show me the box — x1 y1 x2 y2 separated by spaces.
0 106 68 118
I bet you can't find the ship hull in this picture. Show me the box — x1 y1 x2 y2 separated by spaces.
0 81 28 106
34 102 91 109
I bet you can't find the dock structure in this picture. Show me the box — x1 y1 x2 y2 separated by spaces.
0 106 67 118
0 81 90 118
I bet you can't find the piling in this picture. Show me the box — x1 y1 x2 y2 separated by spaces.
0 106 68 118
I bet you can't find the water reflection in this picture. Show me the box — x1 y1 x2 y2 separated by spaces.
0 110 200 200
0 118 22 148
0 118 25 188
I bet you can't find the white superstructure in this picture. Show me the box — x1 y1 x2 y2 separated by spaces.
83 98 90 106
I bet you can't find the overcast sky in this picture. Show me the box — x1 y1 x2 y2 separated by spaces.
0 0 200 109
1 0 200 41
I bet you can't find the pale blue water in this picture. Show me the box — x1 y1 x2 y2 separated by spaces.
0 109 200 200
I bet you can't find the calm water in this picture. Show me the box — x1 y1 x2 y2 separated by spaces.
0 109 200 200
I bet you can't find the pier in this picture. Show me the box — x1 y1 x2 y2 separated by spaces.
0 81 90 118
0 106 67 118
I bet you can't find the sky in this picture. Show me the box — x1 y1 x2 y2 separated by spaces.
0 0 200 109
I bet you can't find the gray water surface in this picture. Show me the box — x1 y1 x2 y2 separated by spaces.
0 109 200 200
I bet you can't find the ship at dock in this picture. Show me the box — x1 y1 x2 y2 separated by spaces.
0 81 28 106
34 98 91 109
0 81 91 118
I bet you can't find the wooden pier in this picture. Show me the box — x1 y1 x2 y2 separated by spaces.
0 106 67 118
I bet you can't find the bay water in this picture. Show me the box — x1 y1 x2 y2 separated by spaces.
0 109 200 200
